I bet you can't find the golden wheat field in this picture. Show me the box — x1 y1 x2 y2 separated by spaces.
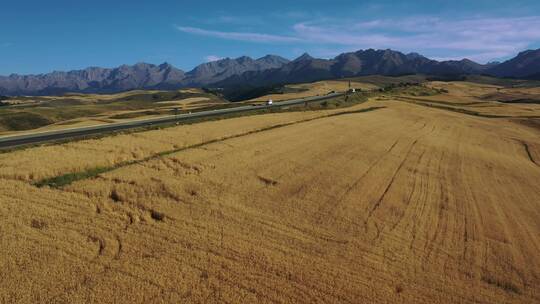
1 84 540 303
248 80 378 102
415 81 540 117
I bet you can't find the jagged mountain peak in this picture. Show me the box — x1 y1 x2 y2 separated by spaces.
158 62 173 69
2 48 540 96
183 54 289 85
256 54 290 65
294 53 314 62
487 48 540 78
235 56 253 63
406 52 426 60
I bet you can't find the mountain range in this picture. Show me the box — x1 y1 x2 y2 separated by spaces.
1 49 539 96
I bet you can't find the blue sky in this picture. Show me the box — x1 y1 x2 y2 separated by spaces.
1 0 540 75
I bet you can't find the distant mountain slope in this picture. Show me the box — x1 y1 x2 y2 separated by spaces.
487 49 540 78
0 63 186 96
215 49 493 87
0 55 289 96
1 48 540 96
181 55 289 86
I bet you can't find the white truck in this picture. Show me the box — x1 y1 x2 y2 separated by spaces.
266 99 273 106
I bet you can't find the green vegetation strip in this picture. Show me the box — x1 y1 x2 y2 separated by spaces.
397 96 486 107
2 93 369 154
34 106 384 188
0 107 281 155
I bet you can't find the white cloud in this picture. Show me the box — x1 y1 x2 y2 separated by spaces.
176 16 540 62
215 15 240 23
431 51 510 63
293 16 540 62
197 15 265 26
204 55 224 62
176 26 301 43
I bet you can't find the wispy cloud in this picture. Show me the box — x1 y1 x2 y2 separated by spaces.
1 42 13 48
176 16 540 62
292 16 540 61
175 26 301 43
204 55 224 62
195 14 265 26
215 15 242 24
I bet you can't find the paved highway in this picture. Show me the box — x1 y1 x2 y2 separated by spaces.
0 92 344 149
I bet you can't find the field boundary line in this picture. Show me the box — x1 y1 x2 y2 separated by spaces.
395 96 540 119
34 106 385 188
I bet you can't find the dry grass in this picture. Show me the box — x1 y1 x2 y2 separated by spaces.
1 85 540 303
412 81 540 117
156 97 210 105
248 80 378 102
0 89 225 136
4 89 207 106
0 107 355 182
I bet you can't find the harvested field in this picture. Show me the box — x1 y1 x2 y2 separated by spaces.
1 89 540 303
403 81 540 118
248 80 378 102
0 108 352 182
